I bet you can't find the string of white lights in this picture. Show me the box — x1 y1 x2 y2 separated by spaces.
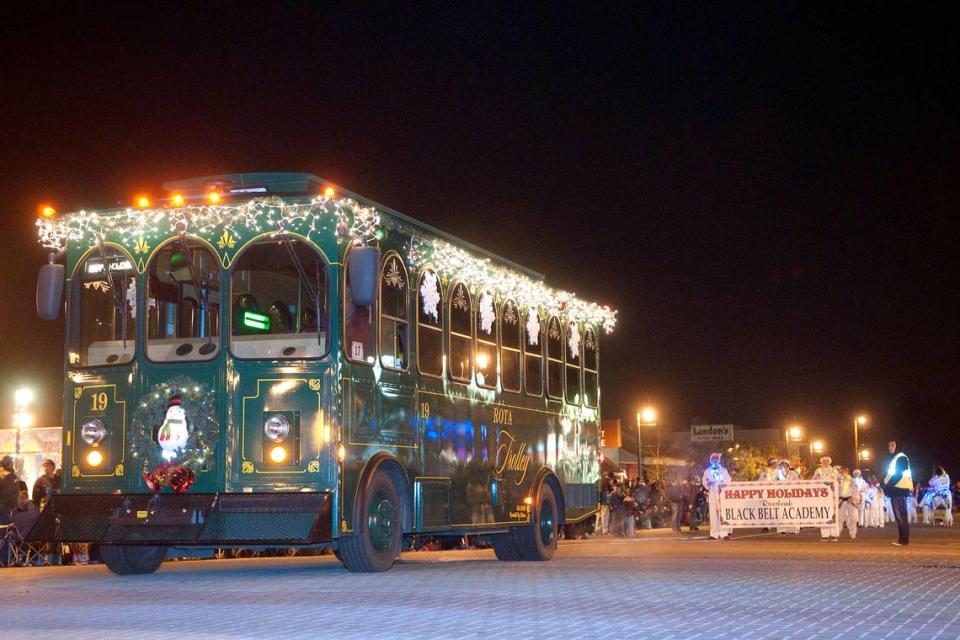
36 196 380 250
36 195 616 331
406 235 617 333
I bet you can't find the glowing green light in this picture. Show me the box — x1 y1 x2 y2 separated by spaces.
243 311 270 331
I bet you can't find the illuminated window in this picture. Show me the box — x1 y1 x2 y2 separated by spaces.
146 237 220 362
500 299 521 393
344 246 376 365
69 246 136 367
565 321 582 405
524 308 543 396
417 268 443 377
583 327 599 407
546 316 563 399
448 282 472 383
230 237 329 360
379 253 408 370
475 289 497 389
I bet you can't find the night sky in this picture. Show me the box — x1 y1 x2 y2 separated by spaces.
1 4 957 473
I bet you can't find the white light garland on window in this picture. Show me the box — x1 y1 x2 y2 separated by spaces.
36 196 380 251
408 236 617 333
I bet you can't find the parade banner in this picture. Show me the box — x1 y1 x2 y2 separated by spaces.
717 480 837 528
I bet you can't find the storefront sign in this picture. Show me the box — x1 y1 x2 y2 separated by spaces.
717 480 837 528
690 424 734 442
600 419 622 448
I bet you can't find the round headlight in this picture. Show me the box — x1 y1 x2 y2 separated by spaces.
264 414 291 442
81 419 106 445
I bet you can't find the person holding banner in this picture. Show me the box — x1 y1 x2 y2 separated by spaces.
813 456 841 541
776 460 800 534
837 467 862 540
702 452 732 540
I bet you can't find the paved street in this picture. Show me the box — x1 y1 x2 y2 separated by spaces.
6 526 960 639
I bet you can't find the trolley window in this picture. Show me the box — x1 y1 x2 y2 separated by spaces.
475 289 497 389
583 327 598 407
565 321 582 405
500 299 521 393
230 237 329 360
524 308 543 396
68 246 136 367
146 237 220 362
417 268 443 377
448 282 472 383
379 253 408 370
546 316 563 399
344 246 376 365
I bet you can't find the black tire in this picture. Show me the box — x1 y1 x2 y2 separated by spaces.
491 532 522 560
512 482 559 561
339 469 403 572
100 545 168 575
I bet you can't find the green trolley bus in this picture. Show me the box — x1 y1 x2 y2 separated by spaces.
29 172 616 573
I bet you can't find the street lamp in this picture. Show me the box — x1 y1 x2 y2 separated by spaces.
636 406 658 482
811 440 825 455
858 448 871 462
853 414 868 467
13 387 35 475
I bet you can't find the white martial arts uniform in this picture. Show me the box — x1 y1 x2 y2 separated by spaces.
837 474 862 539
812 464 840 539
871 488 886 526
702 464 732 540
927 473 953 525
884 496 895 523
853 474 868 526
776 467 800 534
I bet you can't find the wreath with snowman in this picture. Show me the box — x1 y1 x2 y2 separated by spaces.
129 376 219 494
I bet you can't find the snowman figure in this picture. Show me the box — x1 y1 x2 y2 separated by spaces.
156 395 190 460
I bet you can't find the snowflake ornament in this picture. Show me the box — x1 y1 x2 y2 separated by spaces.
567 322 580 360
478 291 495 335
126 278 137 319
420 271 440 321
526 308 540 347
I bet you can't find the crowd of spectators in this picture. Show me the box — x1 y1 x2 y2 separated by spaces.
595 474 708 536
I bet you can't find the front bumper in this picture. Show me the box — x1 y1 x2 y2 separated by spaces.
23 492 333 546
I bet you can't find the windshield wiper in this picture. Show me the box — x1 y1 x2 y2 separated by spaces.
279 233 322 344
96 237 128 350
176 231 213 344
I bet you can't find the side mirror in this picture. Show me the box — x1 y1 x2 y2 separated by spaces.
37 262 65 320
347 245 379 306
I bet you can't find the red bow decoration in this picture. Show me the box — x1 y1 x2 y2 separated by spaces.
143 462 196 494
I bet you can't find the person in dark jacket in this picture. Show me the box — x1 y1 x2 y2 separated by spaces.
0 456 19 521
32 459 58 510
883 440 913 546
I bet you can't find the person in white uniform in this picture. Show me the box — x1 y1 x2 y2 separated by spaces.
852 469 868 526
757 458 779 533
812 456 841 541
702 452 732 540
871 483 886 527
926 466 953 525
837 467 862 540
758 458 778 482
776 460 800 534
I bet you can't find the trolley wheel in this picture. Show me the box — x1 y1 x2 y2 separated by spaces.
100 545 168 575
511 482 559 561
491 531 522 561
339 469 403 572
